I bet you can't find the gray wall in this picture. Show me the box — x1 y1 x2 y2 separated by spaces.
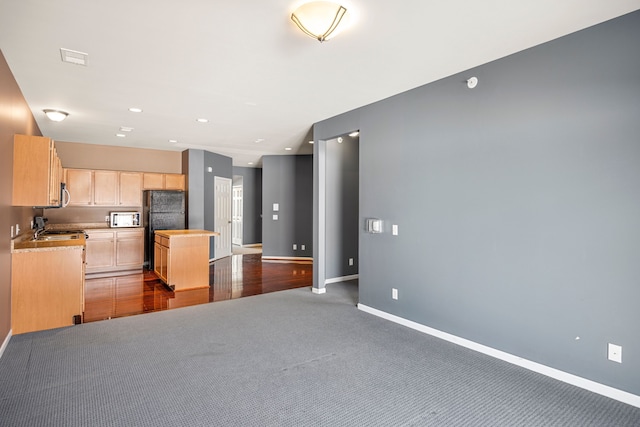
325 137 359 280
182 149 233 259
313 11 640 396
233 166 263 245
262 155 313 258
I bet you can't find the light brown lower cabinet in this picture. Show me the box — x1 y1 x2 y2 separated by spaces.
12 246 85 334
153 230 217 291
86 228 144 275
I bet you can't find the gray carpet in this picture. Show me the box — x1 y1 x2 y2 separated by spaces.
1 281 639 426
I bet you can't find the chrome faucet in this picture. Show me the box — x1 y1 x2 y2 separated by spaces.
33 227 44 240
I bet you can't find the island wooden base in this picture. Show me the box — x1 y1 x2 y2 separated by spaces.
154 230 218 291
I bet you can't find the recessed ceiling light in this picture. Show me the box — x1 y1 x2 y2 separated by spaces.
196 118 209 123
116 133 126 138
119 126 134 132
168 139 178 143
285 147 293 151
254 138 264 143
248 162 254 165
337 137 343 143
308 140 314 144
349 131 359 137
128 107 143 113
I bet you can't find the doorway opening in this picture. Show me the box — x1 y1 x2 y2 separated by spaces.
313 131 360 294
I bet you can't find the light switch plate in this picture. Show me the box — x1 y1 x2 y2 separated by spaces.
608 343 622 363
392 224 398 235
273 214 278 220
273 203 279 211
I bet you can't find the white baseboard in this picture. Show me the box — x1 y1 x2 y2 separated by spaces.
312 287 327 294
242 243 263 248
0 329 12 360
325 274 359 285
262 256 312 264
357 303 640 409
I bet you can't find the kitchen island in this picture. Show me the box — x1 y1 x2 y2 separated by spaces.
154 229 219 291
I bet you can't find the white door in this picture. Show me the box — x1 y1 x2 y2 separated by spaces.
232 185 243 246
214 176 232 259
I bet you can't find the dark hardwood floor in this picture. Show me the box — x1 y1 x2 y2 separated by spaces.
84 254 312 323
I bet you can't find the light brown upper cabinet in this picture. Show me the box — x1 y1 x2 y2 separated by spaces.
143 173 185 191
164 173 185 190
64 169 144 207
93 170 118 206
118 172 143 206
64 169 93 206
12 134 64 207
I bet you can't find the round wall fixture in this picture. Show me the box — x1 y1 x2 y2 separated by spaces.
467 77 478 89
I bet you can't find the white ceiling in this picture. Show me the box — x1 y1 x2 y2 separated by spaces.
1 1 639 167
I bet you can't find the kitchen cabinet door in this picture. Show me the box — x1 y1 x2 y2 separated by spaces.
115 229 144 268
143 173 164 190
65 168 93 206
12 134 62 207
12 246 84 334
85 230 116 274
164 174 185 190
118 172 143 206
154 241 169 284
93 170 118 205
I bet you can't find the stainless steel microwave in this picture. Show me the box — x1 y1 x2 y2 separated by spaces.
109 211 141 228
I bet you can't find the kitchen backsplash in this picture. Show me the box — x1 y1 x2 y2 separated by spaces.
43 206 115 225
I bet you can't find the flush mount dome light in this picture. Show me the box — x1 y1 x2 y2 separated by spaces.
43 109 69 122
291 1 348 42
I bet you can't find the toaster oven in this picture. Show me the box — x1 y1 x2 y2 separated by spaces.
109 211 141 228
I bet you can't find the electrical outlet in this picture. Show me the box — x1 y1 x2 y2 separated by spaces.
392 224 399 235
105 215 109 222
608 343 622 363
293 244 297 250
10 225 14 238
15 224 20 235
30 220 34 229
349 258 354 266
301 244 305 250
392 288 398 300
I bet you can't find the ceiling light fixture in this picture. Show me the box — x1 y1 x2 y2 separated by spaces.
196 118 209 123
43 109 69 122
119 126 134 132
128 107 143 113
285 147 293 151
291 1 348 42
116 133 126 138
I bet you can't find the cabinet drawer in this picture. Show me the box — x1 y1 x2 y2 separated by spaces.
87 230 115 240
155 235 169 247
116 229 143 239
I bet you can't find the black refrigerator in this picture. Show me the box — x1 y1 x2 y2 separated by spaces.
143 190 185 268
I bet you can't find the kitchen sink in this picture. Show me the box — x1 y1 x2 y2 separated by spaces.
32 229 87 241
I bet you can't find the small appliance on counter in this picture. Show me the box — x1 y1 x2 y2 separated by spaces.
109 211 141 228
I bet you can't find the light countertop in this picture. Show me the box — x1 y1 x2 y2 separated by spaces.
154 229 219 238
